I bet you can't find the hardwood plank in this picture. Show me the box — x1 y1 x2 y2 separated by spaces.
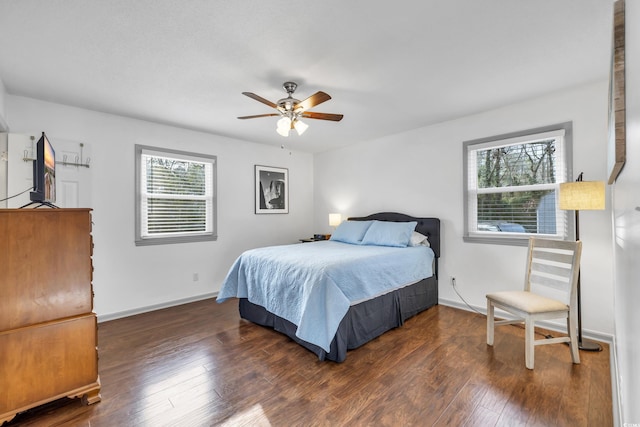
3 300 613 426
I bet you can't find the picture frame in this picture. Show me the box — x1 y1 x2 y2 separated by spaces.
607 0 625 184
255 165 288 214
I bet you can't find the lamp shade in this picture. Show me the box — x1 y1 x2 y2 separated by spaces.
294 119 309 135
276 117 291 137
559 181 605 211
329 213 342 227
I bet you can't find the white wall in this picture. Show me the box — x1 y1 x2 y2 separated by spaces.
611 1 640 423
6 95 314 319
314 81 614 338
0 76 7 131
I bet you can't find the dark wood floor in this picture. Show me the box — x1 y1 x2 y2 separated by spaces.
5 299 612 426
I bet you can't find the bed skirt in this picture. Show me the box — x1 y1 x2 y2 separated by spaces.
238 275 438 362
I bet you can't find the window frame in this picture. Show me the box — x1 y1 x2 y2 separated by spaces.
463 122 574 246
135 144 217 246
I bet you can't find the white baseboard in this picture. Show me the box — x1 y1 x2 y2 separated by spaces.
609 335 622 427
97 292 218 323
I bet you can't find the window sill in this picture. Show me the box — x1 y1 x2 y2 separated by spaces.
463 234 567 246
135 234 217 246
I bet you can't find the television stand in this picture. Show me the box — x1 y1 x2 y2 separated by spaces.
19 201 59 209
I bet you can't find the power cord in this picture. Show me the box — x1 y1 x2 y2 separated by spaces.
511 323 554 339
451 277 552 339
451 277 484 315
0 187 33 202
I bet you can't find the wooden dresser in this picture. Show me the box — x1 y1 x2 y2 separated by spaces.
0 209 101 424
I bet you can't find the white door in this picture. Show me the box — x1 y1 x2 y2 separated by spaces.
6 133 92 208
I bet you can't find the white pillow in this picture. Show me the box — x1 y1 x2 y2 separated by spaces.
409 231 430 247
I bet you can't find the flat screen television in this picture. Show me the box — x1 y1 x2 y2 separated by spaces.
29 132 56 205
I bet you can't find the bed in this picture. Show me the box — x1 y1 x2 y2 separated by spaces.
217 212 440 362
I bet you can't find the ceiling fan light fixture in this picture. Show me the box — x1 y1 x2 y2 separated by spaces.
276 126 290 137
240 82 343 138
294 119 309 135
276 117 291 137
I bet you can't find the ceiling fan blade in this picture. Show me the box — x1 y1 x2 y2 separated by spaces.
295 91 331 111
242 92 278 109
237 113 280 119
300 111 344 121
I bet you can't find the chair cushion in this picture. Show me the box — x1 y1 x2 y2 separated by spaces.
486 291 568 314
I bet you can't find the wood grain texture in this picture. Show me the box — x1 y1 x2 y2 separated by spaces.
0 315 98 413
0 209 100 424
3 299 613 426
0 209 93 330
608 0 626 184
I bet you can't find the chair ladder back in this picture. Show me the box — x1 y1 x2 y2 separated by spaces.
525 238 582 299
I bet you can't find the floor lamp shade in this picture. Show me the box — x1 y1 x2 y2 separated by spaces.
559 181 606 211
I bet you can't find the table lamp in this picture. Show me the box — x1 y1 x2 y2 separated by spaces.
329 213 342 228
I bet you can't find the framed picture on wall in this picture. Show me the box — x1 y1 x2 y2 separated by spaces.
608 0 626 184
255 165 288 214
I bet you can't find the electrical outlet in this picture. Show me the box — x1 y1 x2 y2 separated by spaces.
193 273 199 282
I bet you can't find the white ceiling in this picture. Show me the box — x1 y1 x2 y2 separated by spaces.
0 1 613 153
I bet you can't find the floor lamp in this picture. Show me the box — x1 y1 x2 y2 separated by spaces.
559 172 605 351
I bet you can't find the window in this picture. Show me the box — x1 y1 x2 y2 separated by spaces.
463 122 573 245
135 145 217 246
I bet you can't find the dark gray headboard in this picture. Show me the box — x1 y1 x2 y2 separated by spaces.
348 212 441 259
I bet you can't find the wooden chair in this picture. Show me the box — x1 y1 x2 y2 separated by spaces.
486 237 582 369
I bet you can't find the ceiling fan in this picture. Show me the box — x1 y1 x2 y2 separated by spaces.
238 82 344 137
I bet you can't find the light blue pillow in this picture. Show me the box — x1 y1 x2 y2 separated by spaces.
330 220 373 244
361 221 418 247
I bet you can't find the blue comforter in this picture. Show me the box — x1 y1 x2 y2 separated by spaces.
217 240 435 353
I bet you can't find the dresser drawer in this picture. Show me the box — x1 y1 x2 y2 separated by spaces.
0 313 99 416
0 209 93 330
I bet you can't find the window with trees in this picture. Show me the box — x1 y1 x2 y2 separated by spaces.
135 145 217 246
463 122 572 245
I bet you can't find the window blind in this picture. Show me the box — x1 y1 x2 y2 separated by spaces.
464 123 572 244
135 145 217 245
